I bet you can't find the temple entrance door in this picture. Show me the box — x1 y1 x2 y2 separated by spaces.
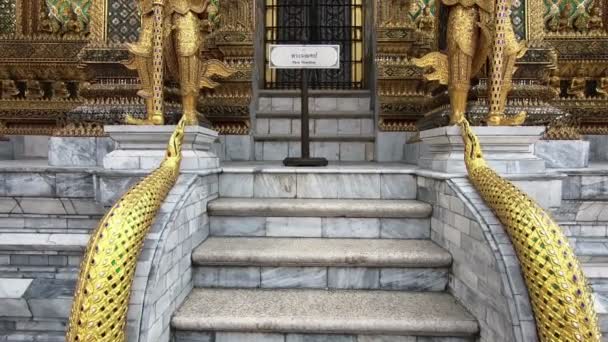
264 0 365 90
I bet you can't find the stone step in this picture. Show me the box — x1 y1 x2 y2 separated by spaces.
0 233 88 278
254 135 375 142
0 214 100 234
256 111 374 119
171 289 479 338
592 292 608 336
574 237 608 263
254 139 375 162
209 199 431 218
194 238 450 268
0 233 88 252
585 264 608 291
255 117 375 145
191 238 450 291
208 199 431 238
257 95 371 113
173 331 475 342
0 331 67 342
219 170 417 200
0 278 74 337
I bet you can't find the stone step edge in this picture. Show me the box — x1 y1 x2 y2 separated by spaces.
256 111 374 119
258 89 371 98
254 134 375 143
208 198 433 219
171 289 479 337
192 237 451 268
584 263 608 280
0 233 89 252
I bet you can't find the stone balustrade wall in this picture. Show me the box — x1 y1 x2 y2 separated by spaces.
418 175 536 342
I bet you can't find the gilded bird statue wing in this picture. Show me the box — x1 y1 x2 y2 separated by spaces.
199 59 237 89
412 52 449 85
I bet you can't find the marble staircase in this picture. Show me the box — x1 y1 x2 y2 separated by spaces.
0 186 105 341
254 93 375 161
170 166 479 341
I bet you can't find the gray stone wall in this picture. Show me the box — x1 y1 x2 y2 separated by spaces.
0 167 219 342
0 170 105 340
585 135 608 162
133 174 219 342
563 172 608 201
418 175 536 342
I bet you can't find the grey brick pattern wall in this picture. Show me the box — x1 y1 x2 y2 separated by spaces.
0 168 219 342
133 174 219 342
0 171 105 340
418 176 536 342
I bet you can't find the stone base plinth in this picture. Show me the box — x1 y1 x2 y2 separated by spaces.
535 140 590 169
419 126 546 174
103 125 219 170
49 137 114 167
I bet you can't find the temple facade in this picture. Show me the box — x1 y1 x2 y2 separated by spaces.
0 1 608 342
0 0 605 161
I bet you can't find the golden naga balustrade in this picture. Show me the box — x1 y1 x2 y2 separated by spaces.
66 117 186 341
458 117 601 341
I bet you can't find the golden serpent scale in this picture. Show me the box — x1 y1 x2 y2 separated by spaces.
65 118 186 341
458 118 601 341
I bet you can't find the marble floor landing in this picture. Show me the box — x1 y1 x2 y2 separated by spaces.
1 158 608 175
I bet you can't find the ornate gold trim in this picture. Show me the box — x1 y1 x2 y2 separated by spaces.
15 0 23 35
526 0 544 41
89 0 108 42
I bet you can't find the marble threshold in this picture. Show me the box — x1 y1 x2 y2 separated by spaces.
0 158 595 180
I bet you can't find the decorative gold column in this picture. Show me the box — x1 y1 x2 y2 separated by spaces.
89 0 108 42
526 0 545 41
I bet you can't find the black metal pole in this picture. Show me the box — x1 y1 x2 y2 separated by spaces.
301 68 310 159
282 0 327 167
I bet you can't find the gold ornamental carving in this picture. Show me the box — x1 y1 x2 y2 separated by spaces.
375 0 441 132
126 0 236 126
458 117 600 341
67 117 187 342
414 0 527 126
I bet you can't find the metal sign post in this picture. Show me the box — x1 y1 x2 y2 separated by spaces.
269 44 340 167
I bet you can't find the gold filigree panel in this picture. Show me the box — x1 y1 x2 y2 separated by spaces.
0 0 16 34
107 0 139 43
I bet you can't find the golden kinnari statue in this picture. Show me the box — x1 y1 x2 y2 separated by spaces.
127 0 234 126
414 0 527 125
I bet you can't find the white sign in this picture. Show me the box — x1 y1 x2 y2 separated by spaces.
269 45 340 69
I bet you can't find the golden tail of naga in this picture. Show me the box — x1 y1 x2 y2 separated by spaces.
66 118 186 342
458 118 601 341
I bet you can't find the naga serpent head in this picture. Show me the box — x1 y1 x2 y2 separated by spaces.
165 117 187 165
456 118 487 171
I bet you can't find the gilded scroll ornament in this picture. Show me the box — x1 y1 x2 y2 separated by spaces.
458 117 600 341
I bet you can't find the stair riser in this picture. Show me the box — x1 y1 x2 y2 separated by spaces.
174 331 474 342
575 240 608 263
219 174 417 200
0 252 81 279
193 266 448 291
210 217 430 239
256 118 375 136
0 216 100 234
254 141 375 162
258 96 371 113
